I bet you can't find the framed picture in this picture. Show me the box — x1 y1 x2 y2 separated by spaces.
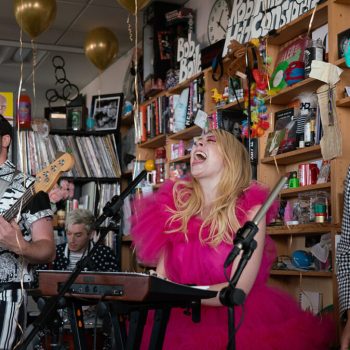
91 93 123 131
264 129 286 157
158 31 172 60
274 108 294 131
317 160 331 184
338 28 350 59
0 92 13 120
44 106 67 130
66 106 88 131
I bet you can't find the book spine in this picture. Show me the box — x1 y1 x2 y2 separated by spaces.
140 104 147 143
185 81 193 127
155 98 160 136
150 102 156 138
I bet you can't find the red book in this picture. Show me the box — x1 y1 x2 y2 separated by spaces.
140 104 147 143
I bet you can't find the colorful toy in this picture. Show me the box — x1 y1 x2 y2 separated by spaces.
241 82 270 138
222 86 229 102
252 69 268 91
226 37 270 138
284 61 305 86
211 88 224 104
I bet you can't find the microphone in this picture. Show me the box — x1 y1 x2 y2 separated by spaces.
223 176 288 268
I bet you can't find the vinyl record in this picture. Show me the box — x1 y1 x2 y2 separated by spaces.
270 60 289 93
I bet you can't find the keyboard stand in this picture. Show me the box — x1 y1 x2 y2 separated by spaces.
149 307 171 350
67 300 200 350
67 300 87 350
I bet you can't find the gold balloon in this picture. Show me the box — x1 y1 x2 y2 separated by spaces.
13 0 57 39
84 27 119 71
116 0 151 14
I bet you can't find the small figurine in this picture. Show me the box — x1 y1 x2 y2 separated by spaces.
222 86 229 103
211 88 224 104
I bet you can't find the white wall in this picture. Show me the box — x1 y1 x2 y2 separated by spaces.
81 0 214 105
82 48 133 110
188 0 212 46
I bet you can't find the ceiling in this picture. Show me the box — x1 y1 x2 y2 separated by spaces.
0 0 186 116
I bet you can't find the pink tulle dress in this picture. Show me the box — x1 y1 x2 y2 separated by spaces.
131 180 335 350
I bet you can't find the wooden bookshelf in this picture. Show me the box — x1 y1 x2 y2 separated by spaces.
270 270 332 277
336 95 350 107
261 145 322 165
267 223 340 235
280 182 331 197
169 154 191 163
168 125 202 140
138 134 166 149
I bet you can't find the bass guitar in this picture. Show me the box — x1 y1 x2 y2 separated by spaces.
3 153 75 222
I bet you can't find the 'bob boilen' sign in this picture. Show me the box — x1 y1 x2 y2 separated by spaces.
223 0 319 56
177 33 201 83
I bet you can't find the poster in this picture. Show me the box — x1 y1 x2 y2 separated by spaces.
0 92 14 120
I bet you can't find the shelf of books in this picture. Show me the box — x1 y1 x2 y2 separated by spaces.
75 180 120 217
16 130 121 178
136 74 205 145
254 2 350 337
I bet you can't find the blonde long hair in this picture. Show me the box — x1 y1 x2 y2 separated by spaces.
167 129 252 246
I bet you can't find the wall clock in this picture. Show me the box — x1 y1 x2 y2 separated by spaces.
207 0 230 45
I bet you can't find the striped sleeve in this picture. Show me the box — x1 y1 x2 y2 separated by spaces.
337 166 350 318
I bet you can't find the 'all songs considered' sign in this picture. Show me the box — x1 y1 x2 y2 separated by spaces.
223 0 318 56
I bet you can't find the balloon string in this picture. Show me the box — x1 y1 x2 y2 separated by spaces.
17 10 24 175
12 3 26 344
16 9 26 221
134 0 140 153
31 39 37 120
97 84 101 110
127 14 133 42
307 4 318 38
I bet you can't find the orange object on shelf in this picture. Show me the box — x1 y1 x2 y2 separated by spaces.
17 89 31 129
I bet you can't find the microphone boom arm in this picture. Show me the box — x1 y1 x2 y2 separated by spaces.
220 176 288 350
223 176 288 269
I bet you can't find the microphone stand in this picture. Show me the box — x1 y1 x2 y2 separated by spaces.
219 176 288 350
18 170 147 350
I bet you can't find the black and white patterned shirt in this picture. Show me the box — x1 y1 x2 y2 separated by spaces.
0 160 53 283
337 166 350 318
52 240 119 272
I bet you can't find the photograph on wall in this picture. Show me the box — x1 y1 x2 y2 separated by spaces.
337 28 350 59
158 31 172 60
91 93 123 131
0 92 14 120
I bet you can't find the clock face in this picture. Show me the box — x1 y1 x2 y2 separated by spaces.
207 0 230 45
